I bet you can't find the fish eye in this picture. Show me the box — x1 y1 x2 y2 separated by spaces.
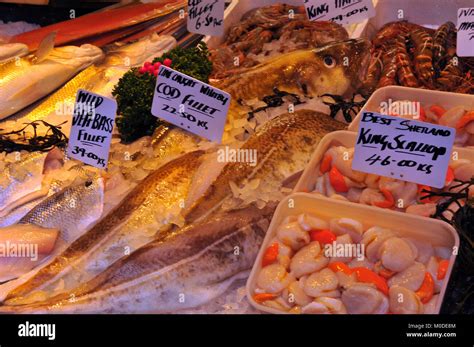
323 55 336 68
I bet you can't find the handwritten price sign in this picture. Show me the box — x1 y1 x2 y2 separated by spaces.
352 112 455 188
457 8 474 57
187 0 224 36
67 89 117 169
304 0 375 25
151 66 230 142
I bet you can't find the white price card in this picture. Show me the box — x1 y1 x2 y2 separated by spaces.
151 65 230 142
457 8 474 57
67 89 117 169
303 0 375 25
187 0 224 36
352 112 455 189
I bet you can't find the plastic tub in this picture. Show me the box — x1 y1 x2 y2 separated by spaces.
348 85 474 132
246 193 459 314
295 130 474 194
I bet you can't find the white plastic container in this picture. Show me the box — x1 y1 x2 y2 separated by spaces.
348 85 474 132
294 130 474 193
246 193 459 314
204 0 367 49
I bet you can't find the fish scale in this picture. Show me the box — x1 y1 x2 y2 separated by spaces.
3 150 207 304
0 44 104 120
0 110 346 313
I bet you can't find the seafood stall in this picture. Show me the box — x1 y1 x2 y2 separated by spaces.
0 0 472 319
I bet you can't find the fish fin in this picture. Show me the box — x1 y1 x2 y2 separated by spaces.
32 31 57 63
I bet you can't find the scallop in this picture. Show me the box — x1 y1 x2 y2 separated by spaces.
439 106 465 128
453 163 474 181
426 256 443 293
380 237 417 272
301 301 330 314
336 271 357 289
466 121 474 134
388 262 425 291
341 284 389 314
348 258 375 270
325 146 360 182
329 217 364 243
423 295 439 314
379 179 418 208
389 285 423 314
257 264 294 294
406 203 436 218
316 297 347 314
261 298 291 311
290 242 329 278
364 173 380 189
304 268 339 297
297 213 328 232
347 188 363 203
328 234 354 263
403 237 434 264
289 306 302 314
359 187 385 206
276 221 310 251
361 226 395 262
314 175 326 195
324 173 336 196
286 280 313 306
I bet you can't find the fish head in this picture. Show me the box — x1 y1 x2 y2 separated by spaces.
300 39 371 97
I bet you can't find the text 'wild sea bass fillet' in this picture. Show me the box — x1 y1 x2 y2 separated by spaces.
2 150 209 304
0 44 103 120
0 110 346 313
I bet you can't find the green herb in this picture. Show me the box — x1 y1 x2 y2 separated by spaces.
153 41 213 83
112 42 213 143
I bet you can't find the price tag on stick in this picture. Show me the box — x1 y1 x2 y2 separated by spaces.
187 0 224 36
457 8 474 57
151 66 230 142
303 0 375 25
352 112 455 189
67 89 117 169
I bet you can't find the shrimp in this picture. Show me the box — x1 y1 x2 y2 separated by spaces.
410 27 435 87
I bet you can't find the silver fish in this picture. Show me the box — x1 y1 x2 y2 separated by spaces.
0 110 346 312
0 176 104 288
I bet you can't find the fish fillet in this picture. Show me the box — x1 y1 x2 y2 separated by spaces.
0 110 346 312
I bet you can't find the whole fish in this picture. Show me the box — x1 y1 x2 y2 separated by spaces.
0 164 96 227
0 177 104 284
0 44 104 120
2 150 211 304
8 35 177 134
0 43 28 63
0 149 63 212
0 110 346 312
215 39 370 101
